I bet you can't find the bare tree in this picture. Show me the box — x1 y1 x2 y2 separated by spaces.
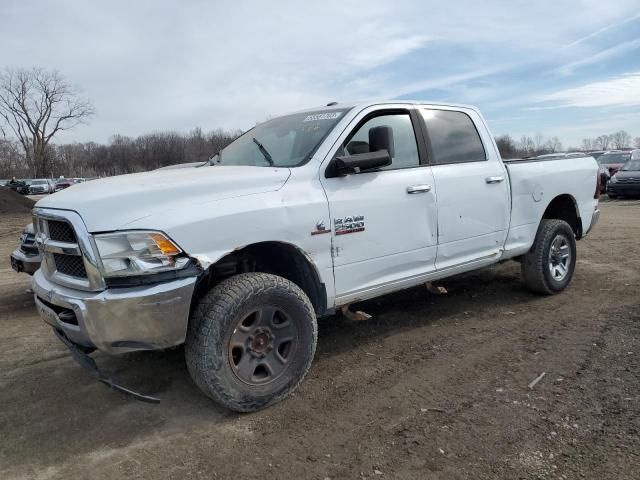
581 138 593 151
0 67 94 177
519 135 535 155
594 134 610 150
533 132 545 152
545 136 562 153
0 137 24 175
635 137 640 149
495 134 517 158
611 130 631 149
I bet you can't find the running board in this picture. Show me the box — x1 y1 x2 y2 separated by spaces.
53 329 160 404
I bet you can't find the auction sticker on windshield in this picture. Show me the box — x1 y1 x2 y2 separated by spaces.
304 112 342 122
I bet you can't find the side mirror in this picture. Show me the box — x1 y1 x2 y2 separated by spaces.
330 150 392 176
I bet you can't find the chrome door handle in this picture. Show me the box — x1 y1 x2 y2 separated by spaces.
485 176 505 184
407 185 432 194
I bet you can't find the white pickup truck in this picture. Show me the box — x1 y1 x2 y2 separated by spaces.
32 101 600 411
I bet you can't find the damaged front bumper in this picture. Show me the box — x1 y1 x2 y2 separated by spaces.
52 327 161 403
32 269 198 354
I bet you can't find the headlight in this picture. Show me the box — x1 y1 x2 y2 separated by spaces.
94 231 189 278
610 175 618 183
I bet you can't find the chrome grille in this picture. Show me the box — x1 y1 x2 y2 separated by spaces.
33 208 105 291
54 253 88 278
41 219 87 279
48 220 77 242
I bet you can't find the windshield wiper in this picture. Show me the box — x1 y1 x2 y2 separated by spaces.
252 137 274 166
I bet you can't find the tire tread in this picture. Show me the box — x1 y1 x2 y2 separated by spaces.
521 219 576 295
185 272 317 412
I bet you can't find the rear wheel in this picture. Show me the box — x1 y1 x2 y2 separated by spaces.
185 273 317 412
521 219 576 295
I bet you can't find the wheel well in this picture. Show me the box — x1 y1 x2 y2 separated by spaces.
542 194 582 239
193 242 327 316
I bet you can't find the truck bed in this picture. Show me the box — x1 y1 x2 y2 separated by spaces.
502 154 599 258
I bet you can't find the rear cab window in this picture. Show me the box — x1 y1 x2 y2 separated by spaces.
420 109 486 165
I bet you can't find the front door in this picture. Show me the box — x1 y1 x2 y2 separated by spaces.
321 109 438 303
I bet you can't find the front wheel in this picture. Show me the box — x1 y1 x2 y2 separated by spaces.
185 273 317 412
521 219 577 295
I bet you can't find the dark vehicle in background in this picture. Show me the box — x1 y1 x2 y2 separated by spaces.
10 224 41 275
55 178 81 191
6 179 30 195
607 150 640 199
598 164 610 193
597 151 631 177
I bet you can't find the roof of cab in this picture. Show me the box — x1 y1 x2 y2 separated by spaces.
291 100 480 115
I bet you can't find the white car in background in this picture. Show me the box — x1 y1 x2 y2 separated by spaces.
28 179 52 195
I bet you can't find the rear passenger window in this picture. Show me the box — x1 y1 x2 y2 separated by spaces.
421 109 486 164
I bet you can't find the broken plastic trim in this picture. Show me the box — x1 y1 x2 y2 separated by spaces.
104 259 202 288
53 329 160 404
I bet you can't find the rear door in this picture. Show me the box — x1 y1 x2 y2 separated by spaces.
321 107 438 303
418 107 510 270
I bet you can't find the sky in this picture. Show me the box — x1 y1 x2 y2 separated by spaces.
1 0 639 149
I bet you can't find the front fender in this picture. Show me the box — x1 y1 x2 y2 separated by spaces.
122 183 336 308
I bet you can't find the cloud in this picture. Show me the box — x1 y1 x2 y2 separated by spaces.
345 25 433 69
562 12 640 49
557 38 640 75
1 0 639 143
534 72 640 108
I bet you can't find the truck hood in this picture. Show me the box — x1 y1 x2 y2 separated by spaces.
36 166 291 232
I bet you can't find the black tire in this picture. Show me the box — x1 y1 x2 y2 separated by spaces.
521 219 577 295
185 273 317 412
607 193 618 199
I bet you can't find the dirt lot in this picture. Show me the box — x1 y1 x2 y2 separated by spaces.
1 200 639 480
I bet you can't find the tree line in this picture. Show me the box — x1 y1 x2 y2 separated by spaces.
2 67 639 179
495 133 563 159
4 128 640 180
494 130 639 159
579 131 639 151
0 128 240 178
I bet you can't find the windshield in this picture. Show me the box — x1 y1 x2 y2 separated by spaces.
598 153 630 165
622 159 640 171
213 109 350 168
33 180 47 185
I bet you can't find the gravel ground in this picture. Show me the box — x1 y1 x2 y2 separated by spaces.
1 200 639 479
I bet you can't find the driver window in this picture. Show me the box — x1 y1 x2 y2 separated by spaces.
343 113 420 170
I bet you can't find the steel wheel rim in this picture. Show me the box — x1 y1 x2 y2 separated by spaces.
548 234 571 282
228 305 298 386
